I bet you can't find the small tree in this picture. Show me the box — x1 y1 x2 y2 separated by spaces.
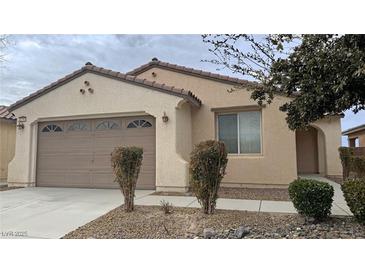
189 140 228 214
111 146 143 212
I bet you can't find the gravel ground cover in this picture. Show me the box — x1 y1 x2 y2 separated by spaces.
218 187 290 201
152 187 290 201
63 205 364 239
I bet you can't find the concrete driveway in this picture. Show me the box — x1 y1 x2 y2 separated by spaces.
0 187 152 239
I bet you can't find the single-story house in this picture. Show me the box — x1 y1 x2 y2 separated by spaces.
7 58 343 191
342 124 365 148
0 106 16 182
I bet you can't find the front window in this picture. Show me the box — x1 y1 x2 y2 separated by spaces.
217 111 261 154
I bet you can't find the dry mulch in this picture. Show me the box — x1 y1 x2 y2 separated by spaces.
152 187 290 201
218 187 289 201
62 205 365 239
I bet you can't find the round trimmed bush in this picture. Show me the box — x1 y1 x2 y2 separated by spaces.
341 178 365 224
288 179 334 220
189 140 228 214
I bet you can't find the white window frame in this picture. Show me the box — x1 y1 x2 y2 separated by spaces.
216 110 263 155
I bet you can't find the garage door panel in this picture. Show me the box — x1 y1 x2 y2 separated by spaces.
37 138 67 151
90 173 117 188
63 137 93 151
37 116 156 189
37 154 92 170
64 173 92 187
37 172 66 186
124 130 155 137
37 155 71 170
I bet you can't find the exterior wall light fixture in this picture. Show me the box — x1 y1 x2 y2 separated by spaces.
17 116 26 130
162 112 169 123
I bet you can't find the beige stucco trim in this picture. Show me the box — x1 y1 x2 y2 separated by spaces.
311 116 342 177
211 105 265 112
0 119 16 181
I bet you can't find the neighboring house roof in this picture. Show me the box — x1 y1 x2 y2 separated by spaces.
0 105 16 120
342 124 365 135
8 63 202 112
127 58 256 87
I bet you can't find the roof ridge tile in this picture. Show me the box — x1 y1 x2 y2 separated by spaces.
127 59 253 86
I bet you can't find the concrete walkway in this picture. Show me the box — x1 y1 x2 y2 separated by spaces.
135 175 352 216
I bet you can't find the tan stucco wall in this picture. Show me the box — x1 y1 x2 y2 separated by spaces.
360 135 365 147
0 119 16 181
312 116 342 176
347 129 365 147
8 72 192 191
137 67 343 185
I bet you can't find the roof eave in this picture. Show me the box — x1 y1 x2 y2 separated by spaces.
342 125 365 135
8 65 202 112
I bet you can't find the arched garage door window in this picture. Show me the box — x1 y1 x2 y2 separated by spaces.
41 124 63 132
127 119 152 128
95 120 120 130
68 121 89 131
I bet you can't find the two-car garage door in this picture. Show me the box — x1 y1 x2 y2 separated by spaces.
36 116 156 189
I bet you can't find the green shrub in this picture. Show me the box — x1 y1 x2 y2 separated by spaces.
351 156 365 178
288 179 334 221
160 200 173 214
342 178 365 224
189 140 228 214
111 146 143 212
338 147 365 179
339 147 354 180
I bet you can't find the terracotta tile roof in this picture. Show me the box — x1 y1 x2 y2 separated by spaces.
127 58 255 86
0 105 16 120
8 63 202 112
342 123 365 135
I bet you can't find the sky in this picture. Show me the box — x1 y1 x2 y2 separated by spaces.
0 34 364 145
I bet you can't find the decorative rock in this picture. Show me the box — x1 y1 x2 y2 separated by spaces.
235 226 250 239
307 217 316 223
203 228 216 239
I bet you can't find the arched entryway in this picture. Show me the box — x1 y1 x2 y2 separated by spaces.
295 126 319 174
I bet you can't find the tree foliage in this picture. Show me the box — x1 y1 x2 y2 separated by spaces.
203 34 365 130
0 35 11 63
